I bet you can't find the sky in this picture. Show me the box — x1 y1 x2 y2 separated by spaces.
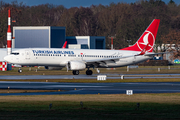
4 0 180 8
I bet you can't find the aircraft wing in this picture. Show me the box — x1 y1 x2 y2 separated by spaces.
84 44 152 65
84 55 136 66
82 43 170 67
84 51 169 67
85 58 118 64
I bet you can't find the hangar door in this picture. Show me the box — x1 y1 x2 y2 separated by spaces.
15 30 49 48
95 39 104 49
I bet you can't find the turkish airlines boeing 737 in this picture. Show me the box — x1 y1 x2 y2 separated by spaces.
4 19 160 75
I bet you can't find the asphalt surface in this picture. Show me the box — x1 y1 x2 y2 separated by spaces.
0 74 180 80
1 74 180 96
0 81 180 96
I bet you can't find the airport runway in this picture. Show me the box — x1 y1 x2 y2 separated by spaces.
1 74 180 80
0 81 180 96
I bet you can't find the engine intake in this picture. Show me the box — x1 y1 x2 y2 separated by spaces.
68 61 86 70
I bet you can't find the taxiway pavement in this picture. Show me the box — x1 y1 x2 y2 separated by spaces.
0 74 180 80
0 81 180 96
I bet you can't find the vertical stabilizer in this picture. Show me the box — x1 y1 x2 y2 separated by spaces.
121 19 160 52
62 41 67 48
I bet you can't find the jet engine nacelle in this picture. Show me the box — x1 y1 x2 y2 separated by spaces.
68 61 86 70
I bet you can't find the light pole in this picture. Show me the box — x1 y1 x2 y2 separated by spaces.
127 40 131 47
108 35 116 50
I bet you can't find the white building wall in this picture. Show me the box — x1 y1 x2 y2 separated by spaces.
13 26 51 48
0 48 7 61
12 26 66 48
66 36 105 49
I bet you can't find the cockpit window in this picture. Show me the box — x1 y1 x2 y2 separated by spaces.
11 53 19 55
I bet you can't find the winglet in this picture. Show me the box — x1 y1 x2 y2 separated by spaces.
62 41 67 48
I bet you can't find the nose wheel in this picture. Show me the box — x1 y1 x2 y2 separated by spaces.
18 68 22 73
86 70 93 75
72 70 79 75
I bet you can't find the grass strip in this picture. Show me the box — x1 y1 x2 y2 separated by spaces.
0 93 180 120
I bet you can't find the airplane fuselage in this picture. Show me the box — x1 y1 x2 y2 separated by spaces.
4 19 160 75
6 48 152 68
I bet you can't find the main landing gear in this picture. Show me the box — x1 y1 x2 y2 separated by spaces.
86 70 93 75
72 70 93 75
72 70 79 75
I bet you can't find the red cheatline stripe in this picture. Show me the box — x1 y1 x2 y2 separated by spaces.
8 9 11 17
7 40 11 47
7 25 11 32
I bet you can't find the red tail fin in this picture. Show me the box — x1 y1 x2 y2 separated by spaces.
121 19 160 52
62 41 67 48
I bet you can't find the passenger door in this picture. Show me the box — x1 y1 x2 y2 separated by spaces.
25 50 30 60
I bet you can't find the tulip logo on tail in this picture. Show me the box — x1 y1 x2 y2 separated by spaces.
137 30 155 52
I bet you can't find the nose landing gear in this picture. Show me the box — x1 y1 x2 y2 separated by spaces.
18 68 22 73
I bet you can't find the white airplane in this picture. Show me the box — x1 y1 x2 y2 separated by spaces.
4 19 160 75
44 40 67 70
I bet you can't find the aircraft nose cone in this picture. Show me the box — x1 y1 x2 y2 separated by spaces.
4 55 11 62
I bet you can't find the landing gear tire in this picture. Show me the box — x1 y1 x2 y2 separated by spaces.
18 68 22 73
86 70 93 75
72 70 79 75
